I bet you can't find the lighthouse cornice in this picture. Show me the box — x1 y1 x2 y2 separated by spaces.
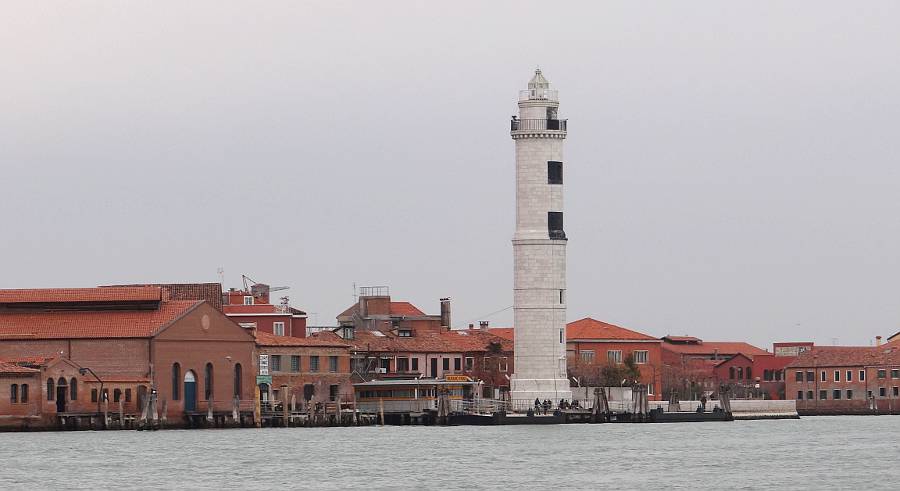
510 131 567 140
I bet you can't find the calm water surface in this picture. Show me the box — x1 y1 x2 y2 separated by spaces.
1 416 897 490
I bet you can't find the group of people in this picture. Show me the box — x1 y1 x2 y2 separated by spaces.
532 398 581 415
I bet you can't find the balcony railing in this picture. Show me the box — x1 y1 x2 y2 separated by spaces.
510 119 567 132
519 89 559 102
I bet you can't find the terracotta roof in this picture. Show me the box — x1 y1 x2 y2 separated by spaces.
389 302 425 316
787 346 900 368
0 287 161 304
0 361 40 375
346 329 511 354
566 318 659 341
487 327 514 341
0 300 200 339
104 283 223 310
255 330 349 348
662 340 768 357
0 356 54 365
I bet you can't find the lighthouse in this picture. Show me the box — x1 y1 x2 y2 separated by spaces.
510 69 572 405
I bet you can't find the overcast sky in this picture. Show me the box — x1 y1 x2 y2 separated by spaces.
2 2 899 348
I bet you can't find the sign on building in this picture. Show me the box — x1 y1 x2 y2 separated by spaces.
259 354 269 376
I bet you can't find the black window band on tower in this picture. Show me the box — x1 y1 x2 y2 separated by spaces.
548 161 563 184
548 212 565 239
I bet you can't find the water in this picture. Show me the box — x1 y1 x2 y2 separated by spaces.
1 416 897 490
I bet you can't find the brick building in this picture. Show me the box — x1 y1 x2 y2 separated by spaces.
338 320 513 399
0 286 256 428
660 335 769 399
785 344 900 415
223 284 307 338
564 318 664 400
337 286 451 335
254 330 352 407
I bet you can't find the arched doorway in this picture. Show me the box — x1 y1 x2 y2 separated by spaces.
56 377 68 413
184 371 197 412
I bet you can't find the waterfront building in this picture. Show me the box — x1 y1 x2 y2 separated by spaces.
254 330 352 407
0 286 256 428
660 336 769 399
712 352 795 400
509 69 572 404
565 318 664 400
785 343 900 415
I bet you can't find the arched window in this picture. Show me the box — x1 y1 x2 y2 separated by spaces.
21 384 28 403
47 378 55 401
70 378 77 400
746 367 752 380
233 363 242 399
113 389 122 403
172 363 181 400
10 384 18 404
204 363 214 401
729 367 735 380
737 367 743 379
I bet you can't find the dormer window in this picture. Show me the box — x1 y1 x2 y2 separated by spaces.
342 326 354 340
398 329 412 337
243 296 254 305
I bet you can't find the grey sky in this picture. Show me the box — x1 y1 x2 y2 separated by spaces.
2 2 899 348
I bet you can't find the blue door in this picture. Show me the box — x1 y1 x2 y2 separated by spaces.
184 370 197 412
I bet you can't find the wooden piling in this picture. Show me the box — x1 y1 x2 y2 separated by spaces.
254 385 262 428
118 399 124 429
378 398 385 426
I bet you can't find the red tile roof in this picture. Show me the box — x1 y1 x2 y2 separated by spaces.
103 283 223 310
787 346 900 368
0 287 161 304
487 327 514 341
662 340 768 357
0 361 40 375
566 318 659 341
345 329 511 354
389 302 425 316
255 330 348 348
0 300 200 339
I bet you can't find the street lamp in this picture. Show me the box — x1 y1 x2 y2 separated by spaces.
79 367 104 418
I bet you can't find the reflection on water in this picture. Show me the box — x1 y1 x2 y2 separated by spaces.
1 416 898 490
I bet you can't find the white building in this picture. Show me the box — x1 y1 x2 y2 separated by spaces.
509 69 572 404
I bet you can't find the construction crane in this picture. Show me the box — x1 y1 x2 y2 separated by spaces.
242 275 289 299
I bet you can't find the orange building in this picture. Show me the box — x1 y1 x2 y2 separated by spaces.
564 318 664 400
254 330 353 407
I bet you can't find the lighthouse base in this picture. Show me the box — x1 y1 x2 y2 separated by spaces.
510 377 572 410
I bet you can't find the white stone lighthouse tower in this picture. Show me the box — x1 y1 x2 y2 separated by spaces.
510 69 572 405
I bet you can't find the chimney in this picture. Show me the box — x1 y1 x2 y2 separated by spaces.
479 321 489 330
713 348 719 361
440 297 451 330
468 323 474 329
876 336 883 346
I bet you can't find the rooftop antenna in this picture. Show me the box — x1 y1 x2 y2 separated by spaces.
217 267 224 286
353 282 357 303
